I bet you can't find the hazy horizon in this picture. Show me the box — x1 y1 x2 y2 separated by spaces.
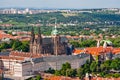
0 0 120 9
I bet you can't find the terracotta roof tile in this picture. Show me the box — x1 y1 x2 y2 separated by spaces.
0 56 24 60
48 76 79 80
10 51 42 58
74 46 120 56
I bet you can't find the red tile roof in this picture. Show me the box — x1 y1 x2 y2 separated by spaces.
0 30 30 40
47 76 79 80
0 56 25 61
0 31 13 39
85 77 120 80
73 46 120 56
10 51 42 58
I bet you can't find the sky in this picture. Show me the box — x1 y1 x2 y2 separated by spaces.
0 0 120 9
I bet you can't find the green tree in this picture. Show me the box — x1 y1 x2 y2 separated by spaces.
113 73 120 78
83 63 90 73
36 75 41 80
61 62 71 71
12 40 22 50
110 59 120 70
99 72 106 77
90 61 98 72
77 68 84 79
55 70 61 76
0 42 10 49
58 62 72 76
66 69 76 77
45 68 55 74
100 60 111 71
70 41 79 47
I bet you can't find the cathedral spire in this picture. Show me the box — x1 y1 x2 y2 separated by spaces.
30 26 35 43
51 19 58 36
37 26 42 44
51 18 60 56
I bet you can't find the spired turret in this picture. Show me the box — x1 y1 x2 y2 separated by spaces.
30 27 35 53
37 27 43 54
30 27 35 44
37 27 42 44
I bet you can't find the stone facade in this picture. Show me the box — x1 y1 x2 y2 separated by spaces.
30 27 68 55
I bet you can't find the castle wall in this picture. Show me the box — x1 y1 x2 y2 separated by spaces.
32 54 90 72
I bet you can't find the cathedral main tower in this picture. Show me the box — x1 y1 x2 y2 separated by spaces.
51 23 60 56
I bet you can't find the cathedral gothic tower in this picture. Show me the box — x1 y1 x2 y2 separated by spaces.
30 27 43 54
30 27 35 54
37 27 42 54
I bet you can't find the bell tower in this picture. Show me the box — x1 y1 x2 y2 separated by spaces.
51 20 60 56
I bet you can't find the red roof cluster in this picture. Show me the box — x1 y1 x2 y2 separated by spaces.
85 77 120 80
73 46 120 56
0 31 12 39
0 30 31 41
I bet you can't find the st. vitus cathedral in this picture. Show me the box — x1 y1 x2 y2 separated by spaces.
30 26 69 55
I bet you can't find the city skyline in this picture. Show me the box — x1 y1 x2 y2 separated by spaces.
0 0 120 9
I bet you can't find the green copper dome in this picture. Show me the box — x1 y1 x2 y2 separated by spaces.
51 26 58 35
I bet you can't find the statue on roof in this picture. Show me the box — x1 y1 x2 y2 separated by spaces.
100 40 112 48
